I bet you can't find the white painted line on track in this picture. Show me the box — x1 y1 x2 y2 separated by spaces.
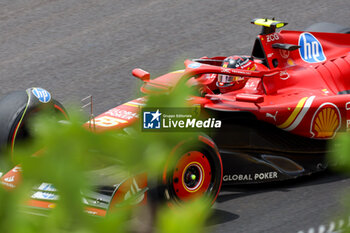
297 217 350 233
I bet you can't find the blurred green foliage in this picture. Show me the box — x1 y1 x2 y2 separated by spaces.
0 81 212 233
156 200 210 233
329 133 350 173
329 133 350 232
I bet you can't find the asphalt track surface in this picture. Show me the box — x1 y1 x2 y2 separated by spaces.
1 0 350 232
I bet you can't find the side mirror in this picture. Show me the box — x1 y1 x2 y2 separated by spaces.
132 68 150 81
236 93 264 103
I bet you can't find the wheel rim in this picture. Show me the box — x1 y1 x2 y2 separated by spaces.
172 151 212 201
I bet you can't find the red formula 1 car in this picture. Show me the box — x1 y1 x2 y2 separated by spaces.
1 18 350 216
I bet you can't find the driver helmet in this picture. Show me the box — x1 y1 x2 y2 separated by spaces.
216 56 256 93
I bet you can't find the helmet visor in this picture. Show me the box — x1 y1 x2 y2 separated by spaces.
218 75 234 83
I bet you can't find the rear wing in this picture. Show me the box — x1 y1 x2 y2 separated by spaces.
251 18 288 35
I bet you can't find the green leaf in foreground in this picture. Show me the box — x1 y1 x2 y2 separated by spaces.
0 80 212 232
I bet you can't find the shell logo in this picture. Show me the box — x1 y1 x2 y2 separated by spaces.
311 103 341 138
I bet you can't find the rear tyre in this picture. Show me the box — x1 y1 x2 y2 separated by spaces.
305 22 350 34
160 135 223 206
0 88 68 156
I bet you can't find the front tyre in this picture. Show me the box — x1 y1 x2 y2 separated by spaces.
0 87 68 156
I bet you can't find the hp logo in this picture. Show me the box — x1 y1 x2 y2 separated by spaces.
32 88 51 103
298 32 326 63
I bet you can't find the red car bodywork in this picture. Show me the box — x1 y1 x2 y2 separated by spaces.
92 30 350 139
3 21 350 216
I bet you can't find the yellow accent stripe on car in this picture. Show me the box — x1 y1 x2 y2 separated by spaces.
278 97 308 129
171 70 185 73
124 103 139 107
11 90 32 153
127 101 145 106
284 96 316 131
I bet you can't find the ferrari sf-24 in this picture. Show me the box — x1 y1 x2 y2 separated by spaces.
0 18 349 216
